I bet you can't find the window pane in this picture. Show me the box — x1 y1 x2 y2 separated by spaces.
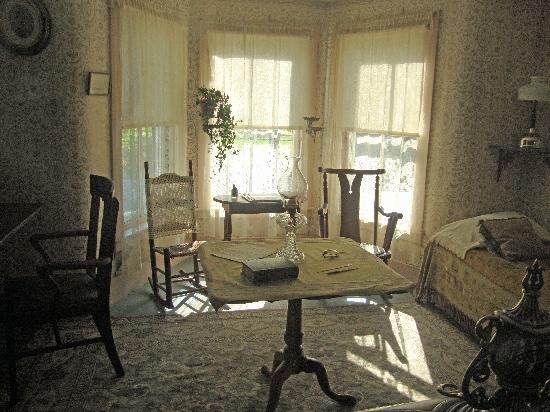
122 126 171 226
210 128 297 196
353 133 417 232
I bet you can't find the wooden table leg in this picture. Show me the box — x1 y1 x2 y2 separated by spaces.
223 212 232 241
261 299 357 411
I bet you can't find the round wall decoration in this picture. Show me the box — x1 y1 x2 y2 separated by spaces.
0 0 51 56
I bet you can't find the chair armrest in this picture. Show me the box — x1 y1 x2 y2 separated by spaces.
38 257 111 272
30 229 90 263
377 207 403 219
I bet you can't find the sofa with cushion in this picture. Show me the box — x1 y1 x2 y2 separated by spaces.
415 211 550 335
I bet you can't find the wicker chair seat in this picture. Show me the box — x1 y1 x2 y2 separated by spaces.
153 242 201 258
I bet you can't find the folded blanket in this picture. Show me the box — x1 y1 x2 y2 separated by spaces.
427 211 550 259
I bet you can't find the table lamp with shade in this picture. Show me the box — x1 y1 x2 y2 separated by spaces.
518 76 550 149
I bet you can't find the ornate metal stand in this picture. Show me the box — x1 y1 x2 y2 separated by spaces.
261 299 357 411
436 260 550 411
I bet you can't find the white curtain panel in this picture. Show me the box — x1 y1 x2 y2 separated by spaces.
116 3 188 275
196 30 314 240
324 20 437 262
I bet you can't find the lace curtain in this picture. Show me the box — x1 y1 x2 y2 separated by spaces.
324 18 438 263
196 30 314 240
112 2 188 276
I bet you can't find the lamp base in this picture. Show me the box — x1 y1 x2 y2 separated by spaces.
275 210 307 265
520 128 543 149
520 136 543 149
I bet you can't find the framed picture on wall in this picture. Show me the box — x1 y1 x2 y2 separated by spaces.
87 72 110 95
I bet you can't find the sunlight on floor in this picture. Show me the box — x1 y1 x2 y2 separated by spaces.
171 293 213 316
388 308 433 383
346 351 430 402
348 307 433 401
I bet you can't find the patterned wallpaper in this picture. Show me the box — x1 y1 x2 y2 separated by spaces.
0 0 548 284
0 0 111 276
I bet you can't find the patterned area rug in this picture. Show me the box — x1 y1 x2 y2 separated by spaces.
1 303 478 411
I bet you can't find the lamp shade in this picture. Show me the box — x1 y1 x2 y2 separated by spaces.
518 76 550 102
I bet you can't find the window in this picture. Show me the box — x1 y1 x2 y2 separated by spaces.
204 31 313 197
329 25 430 233
211 129 298 196
118 5 187 236
121 125 172 227
352 133 417 231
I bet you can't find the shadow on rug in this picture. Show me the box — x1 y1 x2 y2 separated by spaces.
1 303 478 411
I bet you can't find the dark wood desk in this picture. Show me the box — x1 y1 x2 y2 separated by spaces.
213 195 285 240
199 238 413 411
0 203 40 246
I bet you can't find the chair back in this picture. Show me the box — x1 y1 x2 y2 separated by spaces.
88 175 114 262
318 167 385 245
144 160 196 240
96 195 119 306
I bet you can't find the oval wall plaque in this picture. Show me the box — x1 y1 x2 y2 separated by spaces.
0 0 51 56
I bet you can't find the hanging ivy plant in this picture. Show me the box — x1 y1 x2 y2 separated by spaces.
195 87 239 171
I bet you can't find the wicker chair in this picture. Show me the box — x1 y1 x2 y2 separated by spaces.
144 160 206 309
318 167 403 264
4 175 124 405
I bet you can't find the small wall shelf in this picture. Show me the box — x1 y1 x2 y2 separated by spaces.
489 144 550 181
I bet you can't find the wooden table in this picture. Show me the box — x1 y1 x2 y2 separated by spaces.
0 203 40 246
198 238 413 411
213 194 285 240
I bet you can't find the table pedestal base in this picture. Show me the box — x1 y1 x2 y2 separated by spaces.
261 299 357 411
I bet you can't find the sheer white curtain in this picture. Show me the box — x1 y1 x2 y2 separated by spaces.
197 30 314 240
114 2 187 275
324 19 437 264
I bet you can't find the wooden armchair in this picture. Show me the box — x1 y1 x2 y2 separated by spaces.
318 167 403 264
4 175 124 405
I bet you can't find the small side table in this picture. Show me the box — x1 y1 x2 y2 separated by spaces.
213 195 285 240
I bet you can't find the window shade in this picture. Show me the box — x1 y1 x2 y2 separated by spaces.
206 31 313 129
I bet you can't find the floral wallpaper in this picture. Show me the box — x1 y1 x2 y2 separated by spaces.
0 0 111 279
0 0 548 288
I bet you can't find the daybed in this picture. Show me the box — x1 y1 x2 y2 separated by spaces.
415 211 550 335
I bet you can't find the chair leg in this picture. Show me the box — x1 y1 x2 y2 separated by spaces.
148 240 159 299
193 254 201 287
93 311 124 377
163 250 174 308
6 318 17 405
